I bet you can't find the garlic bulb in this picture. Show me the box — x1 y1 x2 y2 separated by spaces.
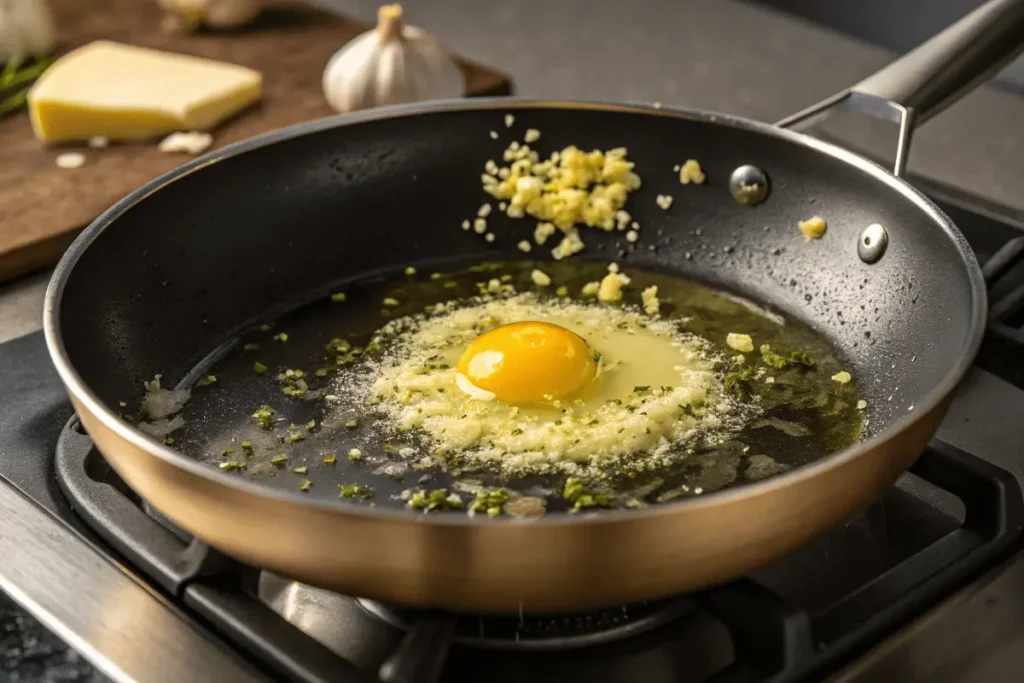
0 0 56 61
322 4 464 114
157 0 262 33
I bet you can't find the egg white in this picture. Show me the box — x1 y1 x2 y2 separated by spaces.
347 293 750 473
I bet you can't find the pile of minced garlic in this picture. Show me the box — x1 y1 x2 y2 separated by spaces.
341 293 750 474
476 126 643 261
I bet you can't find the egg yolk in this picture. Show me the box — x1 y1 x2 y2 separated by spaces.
456 321 597 404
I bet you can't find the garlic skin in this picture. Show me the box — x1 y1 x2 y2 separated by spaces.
0 0 57 61
157 0 262 33
322 4 464 114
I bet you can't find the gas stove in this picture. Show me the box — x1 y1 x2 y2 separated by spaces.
2 178 1024 683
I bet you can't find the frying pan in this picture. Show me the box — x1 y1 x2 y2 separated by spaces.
44 0 1024 613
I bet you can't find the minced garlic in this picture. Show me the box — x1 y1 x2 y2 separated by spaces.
517 240 532 253
473 218 487 234
799 216 827 240
485 233 495 243
530 269 551 287
726 333 754 353
656 194 674 210
679 159 706 185
461 219 470 231
626 230 638 243
534 222 556 245
524 128 540 143
831 371 852 384
551 229 585 260
598 272 631 303
505 114 515 128
478 203 492 218
856 399 867 410
641 285 660 315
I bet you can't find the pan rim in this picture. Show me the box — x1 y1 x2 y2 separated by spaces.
43 96 988 528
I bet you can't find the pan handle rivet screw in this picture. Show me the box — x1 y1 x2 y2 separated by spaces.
728 165 769 206
858 223 888 264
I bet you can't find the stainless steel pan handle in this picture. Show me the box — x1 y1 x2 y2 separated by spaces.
776 0 1024 177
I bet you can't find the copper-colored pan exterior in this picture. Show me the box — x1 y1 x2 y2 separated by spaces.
66 390 951 612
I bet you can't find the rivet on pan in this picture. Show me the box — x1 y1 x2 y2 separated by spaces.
858 223 889 264
728 165 769 206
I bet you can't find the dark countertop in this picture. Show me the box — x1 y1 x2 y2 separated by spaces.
2 0 1023 679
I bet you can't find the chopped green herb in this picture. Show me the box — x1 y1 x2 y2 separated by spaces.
195 374 217 387
759 344 788 370
259 323 273 332
270 454 288 466
315 368 329 377
588 419 599 425
444 281 458 289
164 437 175 445
470 488 510 517
273 332 289 342
430 272 443 280
724 366 756 400
382 297 400 307
253 361 268 374
405 266 417 276
306 419 316 431
330 292 347 302
323 453 337 465
555 286 570 297
339 483 374 499
345 419 359 429
252 406 276 429
240 442 253 452
511 428 523 436
292 466 308 474
788 349 816 369
243 343 260 352
407 488 463 512
221 447 234 456
562 477 611 512
633 385 650 393
219 460 246 471
299 479 312 492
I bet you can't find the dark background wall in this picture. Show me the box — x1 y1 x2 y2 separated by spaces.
748 0 1024 94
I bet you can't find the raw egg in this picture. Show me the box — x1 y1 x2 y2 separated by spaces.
456 321 596 404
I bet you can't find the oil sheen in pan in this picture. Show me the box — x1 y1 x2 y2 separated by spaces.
161 260 864 514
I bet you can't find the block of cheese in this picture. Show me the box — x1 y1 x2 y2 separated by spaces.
28 41 262 142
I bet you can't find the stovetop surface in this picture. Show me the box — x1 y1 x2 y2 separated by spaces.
2 179 1024 683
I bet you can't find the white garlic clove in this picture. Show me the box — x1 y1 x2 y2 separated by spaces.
0 0 57 61
322 3 464 114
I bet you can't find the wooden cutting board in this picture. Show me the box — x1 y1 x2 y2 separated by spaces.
0 0 511 283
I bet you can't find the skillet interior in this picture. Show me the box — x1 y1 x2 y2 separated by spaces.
56 102 979 508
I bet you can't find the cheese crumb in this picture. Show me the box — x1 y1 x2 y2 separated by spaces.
485 233 496 243
726 333 754 353
55 152 86 169
856 399 867 410
524 128 540 143
679 159 706 185
581 281 600 297
473 218 487 234
551 229 585 260
597 272 630 303
87 136 109 149
656 194 674 210
489 131 499 139
478 203 492 218
158 131 213 155
641 285 660 315
831 371 852 384
626 230 639 243
534 222 556 245
799 216 827 241
505 114 515 128
530 269 551 287
608 262 620 273
461 219 471 231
